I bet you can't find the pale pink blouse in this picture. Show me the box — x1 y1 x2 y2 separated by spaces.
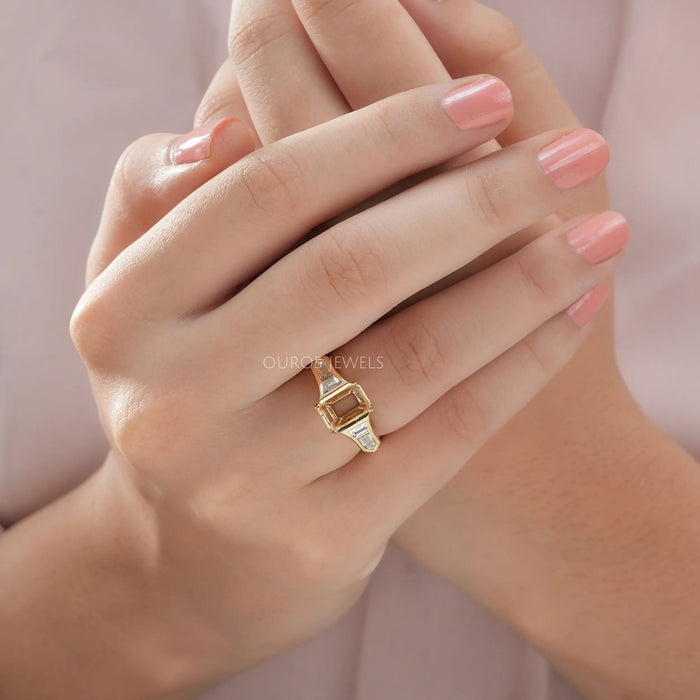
1 1 698 698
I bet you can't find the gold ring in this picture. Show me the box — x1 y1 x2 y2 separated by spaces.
310 356 380 453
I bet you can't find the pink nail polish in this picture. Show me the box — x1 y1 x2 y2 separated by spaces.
442 77 513 130
566 211 630 264
567 282 610 327
538 128 610 190
170 118 236 165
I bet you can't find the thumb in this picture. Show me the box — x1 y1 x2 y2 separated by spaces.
86 117 255 287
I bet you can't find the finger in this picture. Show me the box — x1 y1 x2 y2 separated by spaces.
292 0 448 107
252 211 628 476
86 78 512 322
324 284 611 534
228 0 347 142
87 117 255 287
397 0 581 144
289 0 500 189
194 59 256 138
398 0 608 285
217 126 610 400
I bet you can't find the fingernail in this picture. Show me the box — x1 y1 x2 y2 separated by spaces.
566 211 630 264
538 128 610 190
442 77 513 130
567 282 610 327
170 118 237 165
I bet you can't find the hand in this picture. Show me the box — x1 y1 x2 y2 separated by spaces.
72 77 621 690
194 4 670 697
198 0 609 295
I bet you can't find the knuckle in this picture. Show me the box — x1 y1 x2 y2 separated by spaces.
385 310 448 390
294 540 337 584
283 523 375 587
307 222 392 308
464 166 507 231
442 383 490 446
194 78 234 131
480 10 544 87
69 292 123 371
481 10 525 66
70 276 160 372
362 100 404 154
519 331 561 378
228 9 291 66
112 139 140 190
237 148 304 216
111 387 197 470
112 135 155 195
109 135 169 224
279 529 345 586
511 247 559 303
295 0 364 23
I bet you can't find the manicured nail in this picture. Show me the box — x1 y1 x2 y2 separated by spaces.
567 282 610 327
538 128 610 190
170 118 237 165
443 77 513 130
567 211 630 264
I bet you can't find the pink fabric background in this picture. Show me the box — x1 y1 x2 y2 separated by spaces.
1 1 698 697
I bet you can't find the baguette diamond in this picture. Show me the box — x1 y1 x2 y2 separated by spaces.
344 420 378 451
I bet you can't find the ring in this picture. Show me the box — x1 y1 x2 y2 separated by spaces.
310 356 381 453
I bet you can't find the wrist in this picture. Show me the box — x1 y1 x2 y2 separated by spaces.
395 393 696 700
0 450 232 698
96 449 236 695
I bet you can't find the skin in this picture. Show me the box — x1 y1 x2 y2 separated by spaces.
0 3 697 700
210 2 700 697
0 71 617 696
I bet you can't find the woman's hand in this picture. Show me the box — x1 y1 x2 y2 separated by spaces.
69 79 620 694
229 6 700 700
198 0 607 284
188 5 700 700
